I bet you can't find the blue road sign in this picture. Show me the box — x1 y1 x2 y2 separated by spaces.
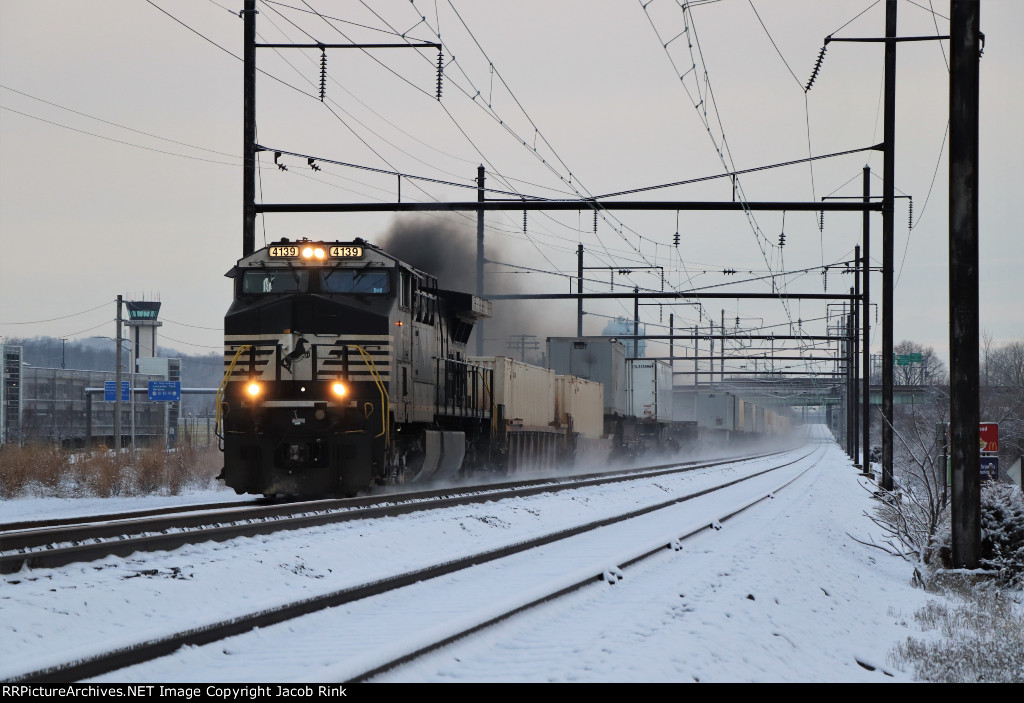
148 381 181 402
980 455 999 482
104 381 129 402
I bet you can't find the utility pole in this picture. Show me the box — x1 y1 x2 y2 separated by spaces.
476 165 486 355
862 166 872 473
709 320 715 387
577 244 584 336
114 295 123 451
242 0 256 257
720 309 725 383
852 264 860 466
949 0 981 569
880 0 897 491
130 347 136 454
669 313 674 373
633 287 640 357
693 325 698 391
848 308 855 459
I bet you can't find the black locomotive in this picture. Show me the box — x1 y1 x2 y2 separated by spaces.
217 238 496 496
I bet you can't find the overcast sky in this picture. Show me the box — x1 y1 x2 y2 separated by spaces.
1 1 1021 370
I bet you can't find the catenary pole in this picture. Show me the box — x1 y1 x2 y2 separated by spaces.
949 0 981 569
881 0 897 491
476 166 486 355
862 166 872 473
577 244 584 336
114 295 122 450
242 0 256 257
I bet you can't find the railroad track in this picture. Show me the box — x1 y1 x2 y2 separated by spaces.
0 449 787 574
1 444 823 683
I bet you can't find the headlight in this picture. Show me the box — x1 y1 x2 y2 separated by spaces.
302 246 314 258
331 381 347 398
247 381 262 397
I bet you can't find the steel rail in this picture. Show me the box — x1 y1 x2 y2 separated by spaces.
0 450 788 573
3 446 815 684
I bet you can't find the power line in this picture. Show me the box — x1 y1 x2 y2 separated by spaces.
0 84 238 159
0 106 241 167
0 300 113 325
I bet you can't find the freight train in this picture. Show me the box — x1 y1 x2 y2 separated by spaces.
215 238 790 497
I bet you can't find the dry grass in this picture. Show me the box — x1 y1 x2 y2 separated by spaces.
0 443 223 499
889 583 1024 682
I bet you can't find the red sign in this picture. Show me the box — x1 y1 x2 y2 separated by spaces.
980 422 999 453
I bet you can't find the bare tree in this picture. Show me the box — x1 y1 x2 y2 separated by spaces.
858 390 950 568
893 340 947 386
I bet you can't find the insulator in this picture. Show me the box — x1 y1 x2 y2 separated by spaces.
593 210 598 233
319 49 327 102
436 50 444 101
819 210 824 232
523 209 527 233
908 197 914 230
673 232 680 246
804 45 827 92
779 232 785 247
822 268 828 292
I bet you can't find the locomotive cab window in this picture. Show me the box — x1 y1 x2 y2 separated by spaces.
321 269 391 295
242 270 308 294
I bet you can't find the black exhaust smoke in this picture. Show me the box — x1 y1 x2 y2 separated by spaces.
376 215 575 361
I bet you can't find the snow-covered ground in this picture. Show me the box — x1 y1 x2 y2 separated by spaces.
1 426 943 682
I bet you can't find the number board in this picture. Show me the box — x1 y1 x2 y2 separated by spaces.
266 244 364 258
268 245 300 258
330 245 363 258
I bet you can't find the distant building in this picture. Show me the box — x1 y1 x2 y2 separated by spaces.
16 366 174 448
601 317 646 358
1 343 23 444
0 299 184 448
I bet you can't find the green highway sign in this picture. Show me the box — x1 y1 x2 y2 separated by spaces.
895 352 923 365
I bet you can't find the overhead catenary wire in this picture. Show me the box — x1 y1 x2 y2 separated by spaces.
0 300 114 325
278 1 572 279
153 2 872 356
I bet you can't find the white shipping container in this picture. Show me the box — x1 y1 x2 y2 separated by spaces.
672 389 698 422
469 356 555 428
696 392 737 432
627 359 673 422
554 375 605 439
547 337 628 416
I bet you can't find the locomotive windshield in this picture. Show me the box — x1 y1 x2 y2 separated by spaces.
321 269 391 295
242 269 308 294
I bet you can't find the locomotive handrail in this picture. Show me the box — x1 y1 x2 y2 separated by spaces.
215 344 253 445
348 344 389 445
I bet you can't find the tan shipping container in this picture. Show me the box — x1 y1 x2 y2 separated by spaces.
554 375 605 439
469 356 555 429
